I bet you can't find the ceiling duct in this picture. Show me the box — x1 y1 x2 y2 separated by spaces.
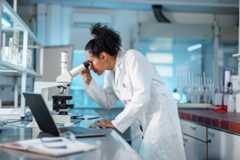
152 5 170 23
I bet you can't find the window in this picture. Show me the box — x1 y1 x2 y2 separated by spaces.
155 65 173 77
146 53 173 64
146 52 174 78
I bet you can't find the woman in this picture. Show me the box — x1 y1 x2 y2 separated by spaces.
81 23 186 160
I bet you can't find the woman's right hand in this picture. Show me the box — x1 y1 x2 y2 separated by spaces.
80 69 92 85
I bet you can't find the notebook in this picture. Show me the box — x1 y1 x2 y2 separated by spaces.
0 137 96 157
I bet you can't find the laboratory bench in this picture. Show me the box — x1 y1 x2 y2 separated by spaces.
0 127 141 160
179 108 240 160
179 108 240 135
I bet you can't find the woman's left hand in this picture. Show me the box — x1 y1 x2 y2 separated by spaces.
90 119 114 129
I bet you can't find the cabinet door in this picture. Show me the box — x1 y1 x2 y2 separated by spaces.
208 128 240 160
184 135 207 160
208 128 222 160
221 130 240 160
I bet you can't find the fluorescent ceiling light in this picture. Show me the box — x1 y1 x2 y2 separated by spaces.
146 53 173 64
149 38 172 51
2 18 11 27
187 44 202 52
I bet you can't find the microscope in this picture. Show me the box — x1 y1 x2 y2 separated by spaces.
34 51 90 126
54 51 90 115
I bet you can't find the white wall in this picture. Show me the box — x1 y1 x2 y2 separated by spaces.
166 12 238 26
36 4 237 49
36 4 72 46
34 5 237 86
37 5 151 50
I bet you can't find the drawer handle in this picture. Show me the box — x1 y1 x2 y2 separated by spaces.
208 132 215 138
190 126 197 130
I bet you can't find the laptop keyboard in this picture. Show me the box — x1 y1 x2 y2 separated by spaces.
59 127 85 133
59 127 111 135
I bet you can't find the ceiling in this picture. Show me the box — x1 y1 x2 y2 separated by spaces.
19 0 238 14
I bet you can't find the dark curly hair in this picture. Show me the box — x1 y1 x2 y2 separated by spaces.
84 23 121 57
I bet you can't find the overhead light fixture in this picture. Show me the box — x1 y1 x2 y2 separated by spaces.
146 53 173 64
187 44 202 52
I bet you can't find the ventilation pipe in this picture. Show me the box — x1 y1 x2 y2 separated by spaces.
152 5 170 23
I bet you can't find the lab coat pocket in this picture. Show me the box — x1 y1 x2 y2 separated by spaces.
120 77 133 102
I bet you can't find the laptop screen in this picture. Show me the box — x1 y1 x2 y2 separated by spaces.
23 93 60 136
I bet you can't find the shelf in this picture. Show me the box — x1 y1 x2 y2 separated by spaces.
0 0 43 77
0 60 40 77
1 0 40 44
0 0 44 117
0 68 19 76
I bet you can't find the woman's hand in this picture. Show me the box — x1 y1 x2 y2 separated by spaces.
90 119 114 129
80 69 92 85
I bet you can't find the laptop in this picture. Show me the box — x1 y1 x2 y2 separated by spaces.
23 93 111 138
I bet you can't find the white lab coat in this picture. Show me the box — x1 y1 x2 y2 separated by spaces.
85 49 186 160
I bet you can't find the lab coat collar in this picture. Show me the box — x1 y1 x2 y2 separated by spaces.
114 50 125 85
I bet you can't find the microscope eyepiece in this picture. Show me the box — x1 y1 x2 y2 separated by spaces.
83 61 91 69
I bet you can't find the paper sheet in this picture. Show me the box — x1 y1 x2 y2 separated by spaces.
0 137 97 157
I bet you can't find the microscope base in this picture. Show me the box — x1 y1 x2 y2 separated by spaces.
52 114 72 127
